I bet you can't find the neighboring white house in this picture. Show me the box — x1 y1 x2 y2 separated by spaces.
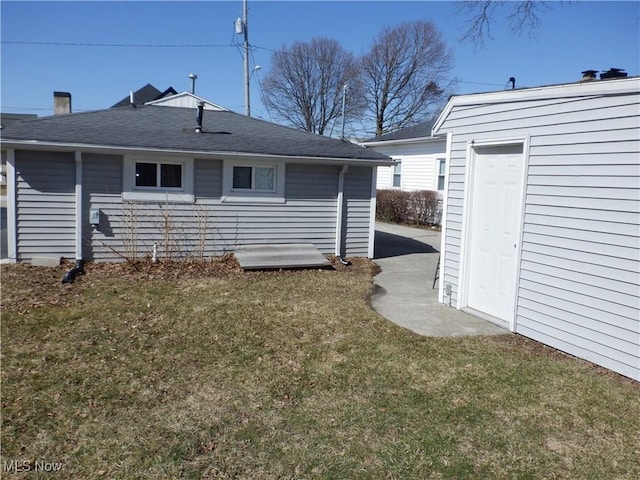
432 75 640 381
144 91 228 111
360 121 447 192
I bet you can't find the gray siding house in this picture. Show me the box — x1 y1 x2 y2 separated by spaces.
432 76 639 380
2 104 392 264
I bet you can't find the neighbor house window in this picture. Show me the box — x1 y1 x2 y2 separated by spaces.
232 165 275 191
123 156 194 203
437 158 446 191
135 162 183 189
392 160 402 188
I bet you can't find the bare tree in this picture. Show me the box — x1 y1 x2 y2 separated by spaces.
262 37 365 135
361 20 454 136
457 1 553 49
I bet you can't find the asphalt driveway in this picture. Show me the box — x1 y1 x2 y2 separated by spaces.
372 222 507 336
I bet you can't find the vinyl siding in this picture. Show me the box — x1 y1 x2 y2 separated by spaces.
80 158 342 261
16 149 377 262
343 166 374 257
438 85 640 380
15 151 76 262
82 153 124 261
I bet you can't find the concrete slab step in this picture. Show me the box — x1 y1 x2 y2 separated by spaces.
233 243 331 270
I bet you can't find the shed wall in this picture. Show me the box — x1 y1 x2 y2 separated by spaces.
438 89 640 380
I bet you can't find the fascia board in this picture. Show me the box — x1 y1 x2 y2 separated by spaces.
360 135 446 147
432 77 640 135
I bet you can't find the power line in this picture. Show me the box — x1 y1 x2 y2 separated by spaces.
2 40 234 48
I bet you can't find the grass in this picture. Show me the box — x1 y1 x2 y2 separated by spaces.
1 260 639 479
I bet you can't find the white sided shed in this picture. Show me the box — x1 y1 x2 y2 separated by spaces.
432 76 640 380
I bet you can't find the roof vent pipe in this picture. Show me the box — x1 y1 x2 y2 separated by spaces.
189 73 197 94
600 68 627 80
581 70 598 81
195 101 205 133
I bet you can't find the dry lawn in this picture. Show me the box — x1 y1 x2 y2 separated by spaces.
1 259 639 479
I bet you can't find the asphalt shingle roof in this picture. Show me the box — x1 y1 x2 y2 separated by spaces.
2 106 391 162
361 120 437 143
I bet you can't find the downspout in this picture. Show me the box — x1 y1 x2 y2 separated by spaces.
6 149 17 262
367 166 377 258
74 151 82 261
334 164 349 261
62 151 85 283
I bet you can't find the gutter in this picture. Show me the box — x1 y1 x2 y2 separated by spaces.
1 140 395 167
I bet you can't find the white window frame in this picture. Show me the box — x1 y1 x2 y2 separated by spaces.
123 155 194 203
437 158 446 191
222 160 285 203
392 160 402 188
231 165 277 193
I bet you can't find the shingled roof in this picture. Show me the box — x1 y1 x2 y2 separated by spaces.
361 120 438 143
2 105 391 163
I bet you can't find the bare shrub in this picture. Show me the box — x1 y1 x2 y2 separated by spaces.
407 190 442 226
376 189 442 226
376 190 409 223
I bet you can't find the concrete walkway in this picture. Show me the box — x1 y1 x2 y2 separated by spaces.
371 222 507 337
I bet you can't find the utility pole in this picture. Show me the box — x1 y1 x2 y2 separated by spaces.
242 0 250 116
340 84 347 140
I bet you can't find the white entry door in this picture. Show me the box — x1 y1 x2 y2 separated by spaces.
466 144 525 323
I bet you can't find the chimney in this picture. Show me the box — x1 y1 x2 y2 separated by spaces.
195 101 205 133
581 70 598 82
600 68 627 80
53 91 72 115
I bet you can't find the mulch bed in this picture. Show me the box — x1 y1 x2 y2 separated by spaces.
1 254 379 314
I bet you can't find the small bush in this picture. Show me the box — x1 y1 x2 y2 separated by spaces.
376 189 442 226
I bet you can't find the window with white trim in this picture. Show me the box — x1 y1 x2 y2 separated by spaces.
232 165 276 192
135 161 183 189
222 160 285 203
437 158 446 191
392 160 402 188
123 156 194 203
